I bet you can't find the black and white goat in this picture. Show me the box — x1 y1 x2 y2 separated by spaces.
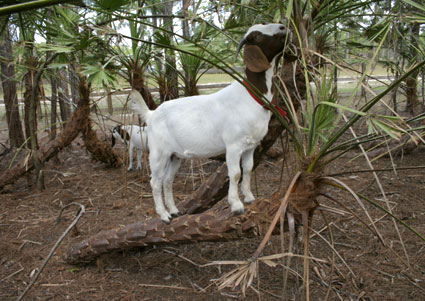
130 23 289 223
111 125 147 171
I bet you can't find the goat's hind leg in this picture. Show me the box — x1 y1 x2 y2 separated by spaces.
149 151 172 223
241 148 255 204
163 156 182 218
226 147 245 215
127 146 134 171
136 148 142 170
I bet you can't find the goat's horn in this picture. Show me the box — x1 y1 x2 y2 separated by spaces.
235 37 247 61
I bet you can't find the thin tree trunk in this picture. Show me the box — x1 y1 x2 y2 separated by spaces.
106 87 113 115
58 68 72 125
68 63 80 106
181 0 196 96
405 22 423 117
163 1 179 101
0 26 25 147
23 56 39 149
50 73 58 139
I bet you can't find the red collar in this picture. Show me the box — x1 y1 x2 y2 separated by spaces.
243 80 287 118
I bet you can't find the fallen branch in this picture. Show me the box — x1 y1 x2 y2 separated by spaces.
65 189 294 265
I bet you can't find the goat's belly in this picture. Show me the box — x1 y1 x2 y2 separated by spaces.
173 140 226 159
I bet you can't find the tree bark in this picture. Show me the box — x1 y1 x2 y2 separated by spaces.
163 1 179 101
405 22 424 117
131 62 157 110
68 63 80 106
50 72 58 140
23 56 39 149
106 86 113 115
0 26 25 148
58 68 72 125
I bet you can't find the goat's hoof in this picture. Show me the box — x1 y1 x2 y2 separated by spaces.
160 216 171 224
159 212 172 224
230 201 245 215
171 212 180 218
127 168 133 171
244 195 255 204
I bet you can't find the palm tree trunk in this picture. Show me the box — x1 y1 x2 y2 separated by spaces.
50 73 58 139
405 22 424 117
0 26 25 148
23 56 39 149
68 63 80 106
58 68 72 125
66 189 293 264
162 1 179 101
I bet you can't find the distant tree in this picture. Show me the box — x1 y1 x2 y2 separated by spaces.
0 24 25 147
162 0 179 101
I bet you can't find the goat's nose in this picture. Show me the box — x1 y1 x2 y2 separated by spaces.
279 25 285 31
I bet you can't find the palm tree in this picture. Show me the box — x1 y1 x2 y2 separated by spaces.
0 22 25 147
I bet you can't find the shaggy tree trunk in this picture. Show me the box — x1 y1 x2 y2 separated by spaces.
106 87 113 115
74 78 123 167
66 189 293 264
0 27 25 148
162 1 179 101
405 16 423 117
131 64 157 110
50 73 58 140
68 64 80 106
23 56 39 149
0 74 91 190
58 68 72 125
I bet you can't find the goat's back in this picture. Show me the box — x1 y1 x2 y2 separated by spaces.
146 82 271 159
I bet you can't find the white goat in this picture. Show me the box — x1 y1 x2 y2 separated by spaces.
111 125 148 171
130 23 289 223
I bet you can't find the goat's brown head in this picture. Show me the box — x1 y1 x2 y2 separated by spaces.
236 24 290 73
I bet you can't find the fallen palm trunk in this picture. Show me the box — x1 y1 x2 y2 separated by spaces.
82 117 123 167
66 189 289 264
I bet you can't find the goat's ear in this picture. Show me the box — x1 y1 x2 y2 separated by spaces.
243 44 271 73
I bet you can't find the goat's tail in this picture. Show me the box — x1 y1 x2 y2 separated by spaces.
129 90 152 122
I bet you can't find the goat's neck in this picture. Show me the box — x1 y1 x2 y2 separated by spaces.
244 58 276 101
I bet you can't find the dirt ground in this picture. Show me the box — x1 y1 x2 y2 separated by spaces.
1 124 425 300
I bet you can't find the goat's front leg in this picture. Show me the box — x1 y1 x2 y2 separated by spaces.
136 148 142 170
149 151 172 223
127 146 134 171
163 157 182 218
226 147 245 215
241 148 255 204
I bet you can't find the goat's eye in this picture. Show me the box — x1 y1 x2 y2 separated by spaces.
251 31 263 42
279 25 285 30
